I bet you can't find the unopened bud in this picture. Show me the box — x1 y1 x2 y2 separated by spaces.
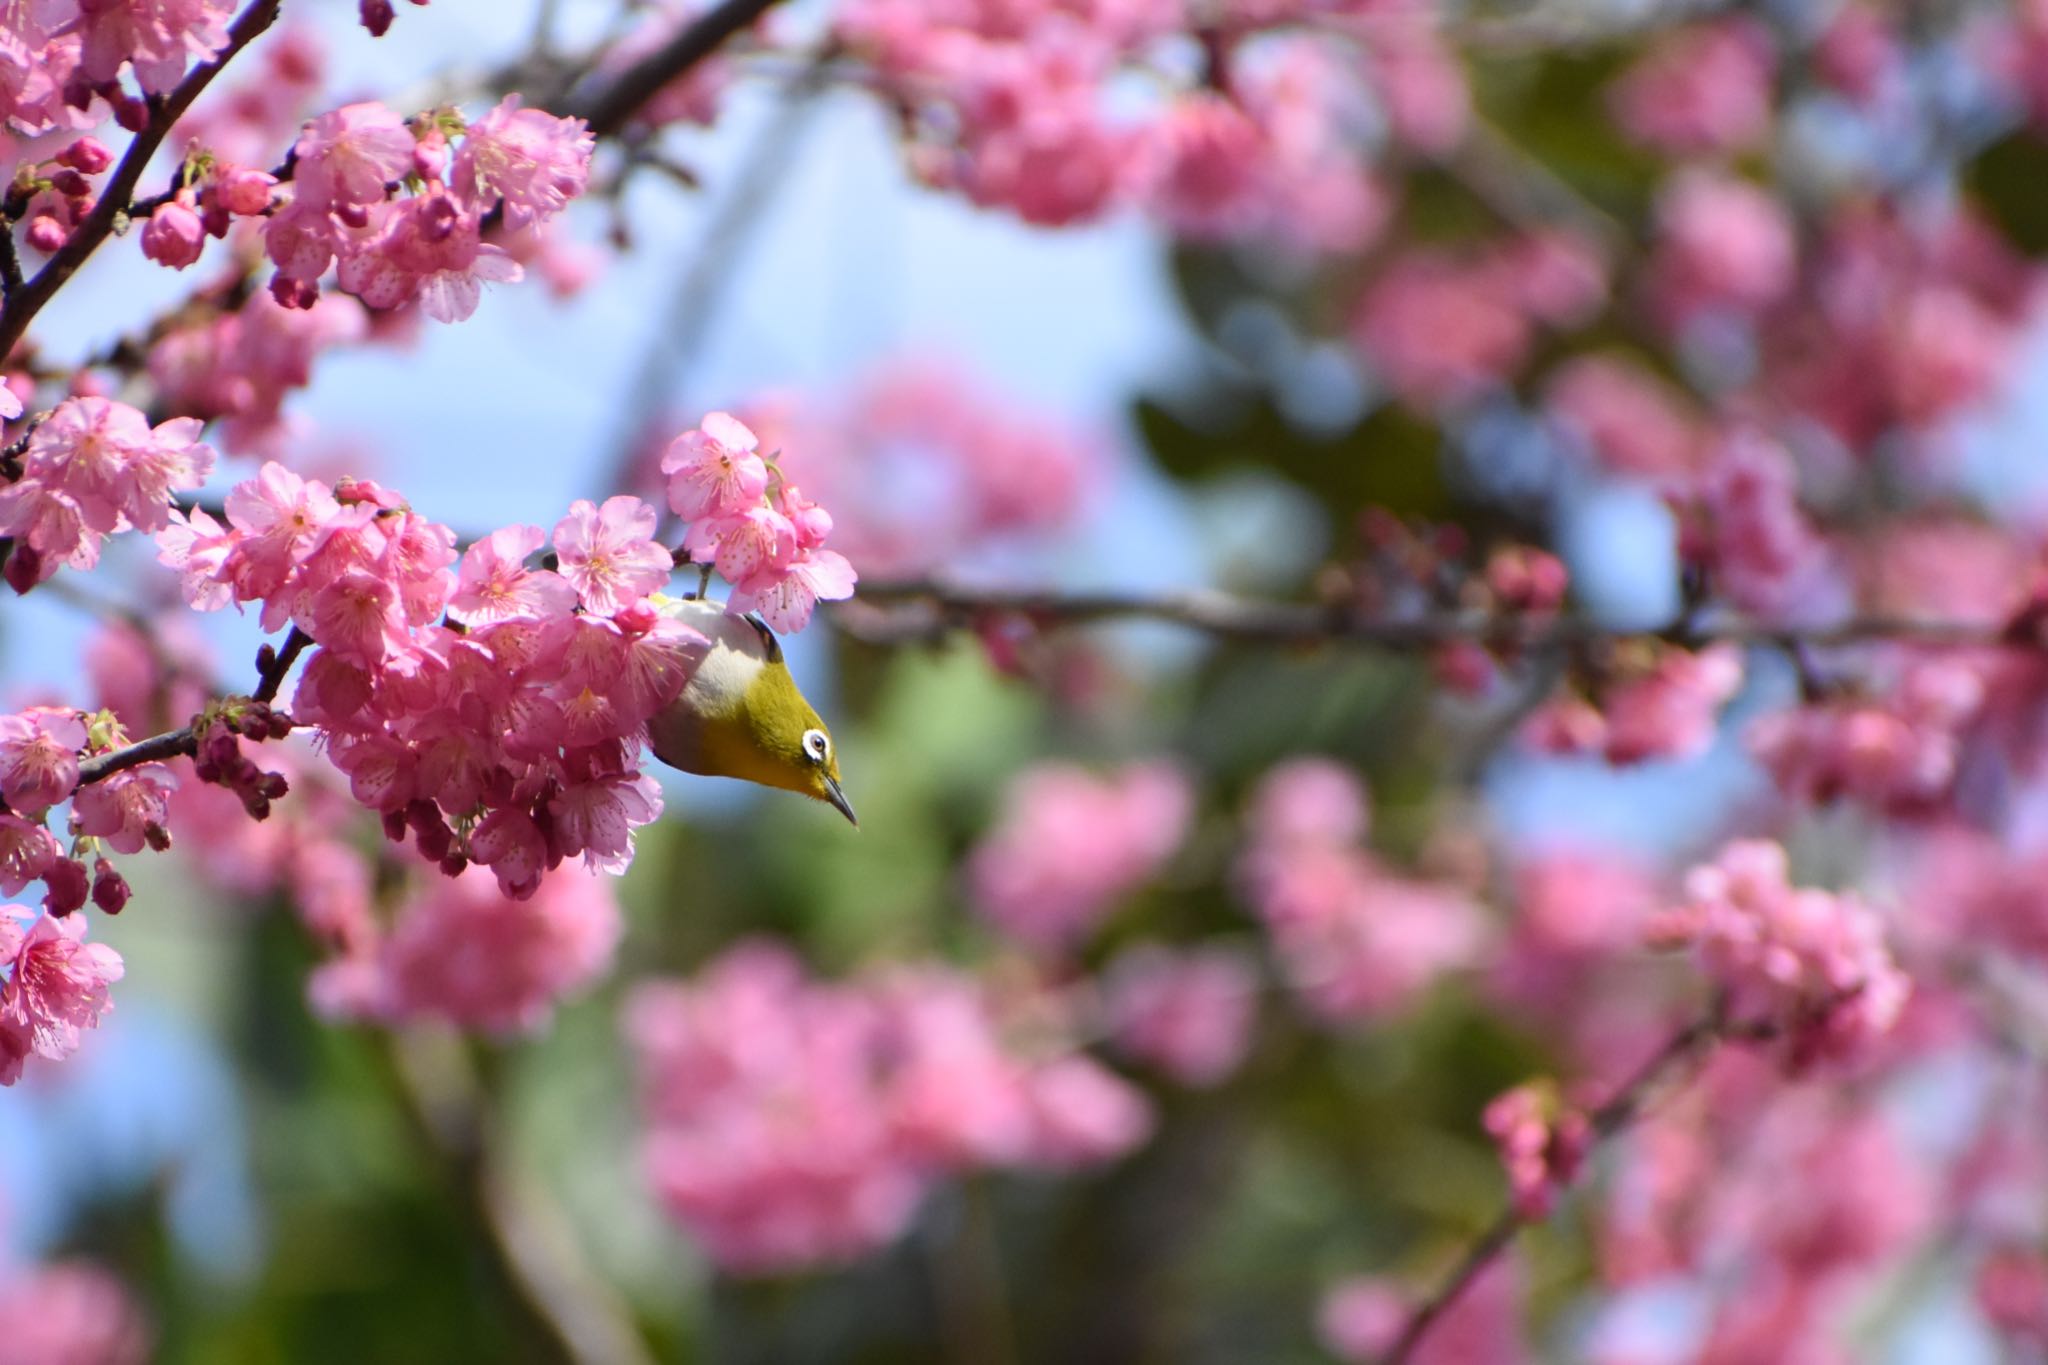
90 860 130 914
359 0 395 36
4 543 43 595
43 857 88 916
55 137 113 174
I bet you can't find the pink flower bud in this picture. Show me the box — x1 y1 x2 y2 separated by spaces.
359 0 395 35
90 859 131 914
56 137 113 174
213 166 278 216
43 857 88 916
141 199 206 269
24 215 67 254
48 168 90 199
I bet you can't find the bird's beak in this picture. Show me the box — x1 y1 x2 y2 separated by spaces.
822 773 858 828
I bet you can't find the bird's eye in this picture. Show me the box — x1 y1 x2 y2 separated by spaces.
803 729 830 763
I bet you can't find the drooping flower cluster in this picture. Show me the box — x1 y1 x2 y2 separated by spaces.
2 0 234 134
966 760 1191 952
0 397 215 592
663 412 856 632
1646 840 1909 1061
0 907 124 1086
157 463 694 898
1237 759 1486 1022
313 864 620 1034
254 96 590 321
623 941 1151 1274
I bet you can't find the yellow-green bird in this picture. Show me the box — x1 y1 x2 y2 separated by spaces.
646 595 857 826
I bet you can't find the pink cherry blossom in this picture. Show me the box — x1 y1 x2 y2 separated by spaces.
662 411 769 521
967 760 1192 951
71 0 236 96
726 545 857 633
0 909 123 1085
447 524 577 625
70 764 176 855
550 495 673 615
1646 840 1909 1061
1351 250 1531 408
0 707 84 813
1102 942 1258 1087
1239 760 1487 1022
451 95 593 228
1649 169 1798 331
292 102 417 209
1484 1081 1590 1218
317 865 620 1034
0 1261 150 1365
1609 17 1775 155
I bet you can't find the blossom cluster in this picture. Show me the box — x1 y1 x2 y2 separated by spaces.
623 941 1151 1274
156 464 696 899
314 863 619 1034
966 759 1191 952
1237 758 1485 1022
0 907 123 1086
0 398 215 592
1100 941 1258 1089
248 96 592 321
2 0 234 133
1646 840 1909 1062
661 412 856 632
1483 1081 1591 1219
833 1 1447 243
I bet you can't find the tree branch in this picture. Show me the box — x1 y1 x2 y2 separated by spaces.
1375 1007 1767 1365
561 0 787 137
0 0 282 363
74 627 309 787
836 580 2034 654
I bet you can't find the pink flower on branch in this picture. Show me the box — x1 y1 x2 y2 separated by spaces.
1647 840 1909 1062
0 909 124 1086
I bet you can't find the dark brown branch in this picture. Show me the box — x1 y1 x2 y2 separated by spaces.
0 0 281 363
837 580 2036 654
1375 1008 1753 1365
75 627 310 787
561 0 787 137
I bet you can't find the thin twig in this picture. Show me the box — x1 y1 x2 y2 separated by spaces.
836 580 2035 654
561 0 787 137
593 40 837 500
1375 1009 1749 1365
0 0 282 361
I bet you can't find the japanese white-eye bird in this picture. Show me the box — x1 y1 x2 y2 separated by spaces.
646 595 857 825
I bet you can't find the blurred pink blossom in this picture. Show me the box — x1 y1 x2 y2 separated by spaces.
1103 942 1259 1087
968 760 1192 952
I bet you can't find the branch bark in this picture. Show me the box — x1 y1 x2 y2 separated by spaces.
836 580 2032 654
0 0 282 362
561 0 787 136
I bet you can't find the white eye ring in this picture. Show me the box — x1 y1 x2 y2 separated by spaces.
803 729 830 763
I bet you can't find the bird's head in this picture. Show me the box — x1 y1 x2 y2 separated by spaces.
646 597 857 826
